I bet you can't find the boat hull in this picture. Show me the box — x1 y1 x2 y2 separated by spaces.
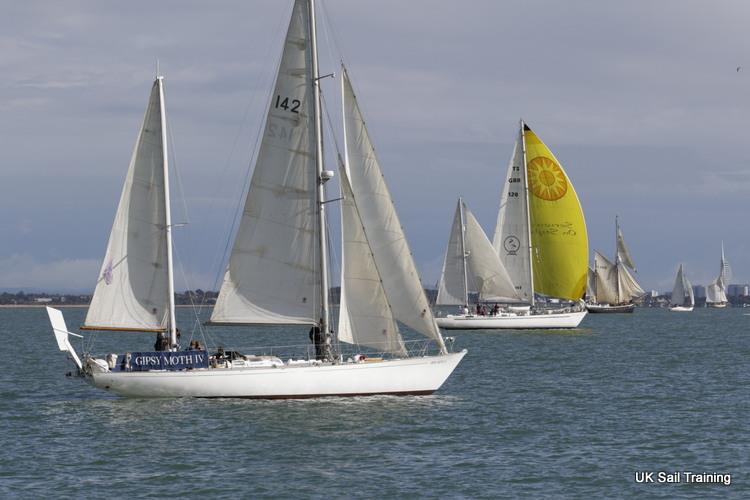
586 303 635 314
669 306 693 312
707 303 727 308
89 350 467 398
435 310 586 330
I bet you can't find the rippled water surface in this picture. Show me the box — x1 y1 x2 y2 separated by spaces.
0 306 747 498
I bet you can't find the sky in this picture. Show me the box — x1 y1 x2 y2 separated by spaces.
2 0 750 294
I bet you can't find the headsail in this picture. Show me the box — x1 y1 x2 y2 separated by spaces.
586 267 597 302
341 68 444 349
337 170 406 355
523 124 588 300
83 80 170 332
211 0 319 325
493 133 532 302
617 262 645 302
462 203 518 302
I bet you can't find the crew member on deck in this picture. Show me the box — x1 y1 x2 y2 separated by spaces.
309 319 324 361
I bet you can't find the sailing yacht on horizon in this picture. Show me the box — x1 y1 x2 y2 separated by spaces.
47 0 465 398
706 242 731 308
669 264 694 312
586 217 645 313
436 121 588 330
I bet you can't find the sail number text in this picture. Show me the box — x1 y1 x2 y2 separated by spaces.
274 95 301 113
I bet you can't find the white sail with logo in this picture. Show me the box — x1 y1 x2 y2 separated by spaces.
83 81 170 332
493 132 532 303
211 0 319 325
340 68 443 349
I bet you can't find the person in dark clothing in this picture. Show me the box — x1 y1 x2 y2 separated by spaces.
154 331 168 351
309 319 324 361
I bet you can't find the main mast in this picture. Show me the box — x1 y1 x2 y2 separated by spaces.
615 215 621 304
157 75 177 349
520 120 535 307
458 198 469 306
308 0 330 339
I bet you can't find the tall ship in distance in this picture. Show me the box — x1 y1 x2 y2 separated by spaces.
435 121 589 329
706 242 731 308
586 216 645 313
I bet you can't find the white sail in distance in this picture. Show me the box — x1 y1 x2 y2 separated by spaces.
438 200 518 305
616 225 637 271
211 0 319 325
670 264 693 307
83 80 170 332
593 251 619 305
341 68 444 349
493 131 532 302
436 200 468 306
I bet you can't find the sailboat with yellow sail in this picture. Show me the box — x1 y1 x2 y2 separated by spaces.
435 121 588 329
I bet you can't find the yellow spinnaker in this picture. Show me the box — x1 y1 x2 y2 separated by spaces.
524 124 588 300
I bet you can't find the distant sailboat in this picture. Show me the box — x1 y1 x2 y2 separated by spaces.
586 217 645 313
669 264 694 312
48 0 465 398
435 121 588 329
706 242 731 308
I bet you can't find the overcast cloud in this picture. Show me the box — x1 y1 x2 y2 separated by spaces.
2 0 750 293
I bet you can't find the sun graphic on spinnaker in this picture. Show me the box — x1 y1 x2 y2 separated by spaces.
527 156 568 201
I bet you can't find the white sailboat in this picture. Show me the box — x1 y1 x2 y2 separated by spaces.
436 122 589 330
669 264 694 312
706 242 731 308
586 217 645 313
48 0 465 398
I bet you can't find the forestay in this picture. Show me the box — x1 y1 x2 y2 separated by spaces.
211 0 319 325
341 68 443 348
84 81 170 332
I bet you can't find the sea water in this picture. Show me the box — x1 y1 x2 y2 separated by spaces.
0 306 747 498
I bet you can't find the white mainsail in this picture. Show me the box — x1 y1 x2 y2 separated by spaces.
493 131 532 302
337 170 406 355
436 200 468 306
340 68 443 348
83 80 170 332
211 0 319 325
670 264 694 307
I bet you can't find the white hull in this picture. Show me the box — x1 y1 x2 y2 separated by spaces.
435 310 586 330
88 351 467 398
669 306 693 312
707 303 727 308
